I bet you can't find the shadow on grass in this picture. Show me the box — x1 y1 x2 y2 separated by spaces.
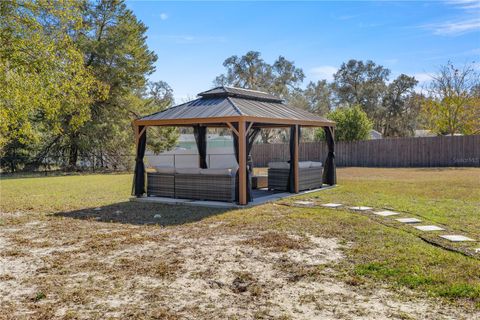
54 201 230 226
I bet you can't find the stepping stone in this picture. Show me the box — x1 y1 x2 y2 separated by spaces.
93 207 102 211
153 214 162 219
321 203 343 208
475 248 480 254
414 225 445 231
396 218 422 224
373 210 400 217
440 235 475 242
349 206 373 211
294 201 315 206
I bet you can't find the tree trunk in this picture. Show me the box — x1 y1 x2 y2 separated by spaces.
100 149 104 168
68 136 79 170
10 148 16 173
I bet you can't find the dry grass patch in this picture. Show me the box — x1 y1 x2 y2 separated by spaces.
240 231 311 252
112 255 183 279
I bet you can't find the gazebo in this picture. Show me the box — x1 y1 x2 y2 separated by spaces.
132 86 336 205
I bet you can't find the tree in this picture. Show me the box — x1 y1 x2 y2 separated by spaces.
381 74 419 137
215 51 305 143
215 51 271 90
316 105 372 142
0 0 104 172
332 59 390 127
214 51 305 97
0 0 177 172
65 0 160 169
422 62 480 135
302 80 332 115
142 81 178 155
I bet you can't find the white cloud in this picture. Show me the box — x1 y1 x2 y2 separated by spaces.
413 72 432 83
447 0 480 10
427 18 480 35
160 13 168 21
422 0 480 36
309 66 337 81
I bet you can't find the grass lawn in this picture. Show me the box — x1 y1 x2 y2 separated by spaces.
1 168 479 319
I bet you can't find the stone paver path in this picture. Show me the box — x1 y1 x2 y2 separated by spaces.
349 206 373 211
321 203 343 208
396 218 422 224
293 201 315 207
414 225 445 231
440 235 475 242
314 201 478 254
373 210 400 217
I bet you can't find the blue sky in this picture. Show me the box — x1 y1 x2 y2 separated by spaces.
126 1 480 102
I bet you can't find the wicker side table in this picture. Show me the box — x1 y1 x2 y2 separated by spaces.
252 175 268 189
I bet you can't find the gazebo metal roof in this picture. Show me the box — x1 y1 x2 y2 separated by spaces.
135 86 334 127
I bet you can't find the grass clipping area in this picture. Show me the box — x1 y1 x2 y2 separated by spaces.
0 168 479 319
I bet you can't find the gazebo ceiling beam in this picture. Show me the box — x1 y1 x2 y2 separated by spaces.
133 116 334 128
225 122 239 137
245 122 254 135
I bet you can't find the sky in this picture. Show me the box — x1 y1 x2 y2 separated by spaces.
126 0 480 103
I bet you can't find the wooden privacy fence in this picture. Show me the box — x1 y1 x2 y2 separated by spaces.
251 135 480 167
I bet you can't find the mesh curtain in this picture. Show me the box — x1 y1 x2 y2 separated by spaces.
246 125 261 201
322 126 336 185
193 125 208 169
287 125 301 193
133 126 147 197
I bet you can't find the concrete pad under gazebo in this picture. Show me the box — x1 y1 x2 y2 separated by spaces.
132 86 336 206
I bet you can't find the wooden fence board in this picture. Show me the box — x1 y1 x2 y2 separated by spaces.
252 135 480 168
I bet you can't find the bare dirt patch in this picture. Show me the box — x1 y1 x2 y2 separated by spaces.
0 214 477 320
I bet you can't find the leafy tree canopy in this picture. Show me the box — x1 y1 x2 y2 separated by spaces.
0 0 176 172
332 59 390 115
381 74 419 137
422 62 480 136
316 105 373 142
214 51 305 97
0 0 105 156
215 51 305 143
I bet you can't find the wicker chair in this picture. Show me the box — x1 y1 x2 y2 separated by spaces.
268 163 323 192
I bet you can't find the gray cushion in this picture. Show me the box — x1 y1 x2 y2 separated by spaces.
299 161 312 168
268 161 289 169
175 168 201 174
154 166 175 174
200 168 232 175
310 161 323 168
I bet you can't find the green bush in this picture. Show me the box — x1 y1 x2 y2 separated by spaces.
316 105 373 141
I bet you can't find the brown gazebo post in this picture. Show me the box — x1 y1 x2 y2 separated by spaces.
293 124 299 193
238 119 247 205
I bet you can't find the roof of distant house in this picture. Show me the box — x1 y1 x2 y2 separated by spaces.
414 130 436 137
370 129 383 139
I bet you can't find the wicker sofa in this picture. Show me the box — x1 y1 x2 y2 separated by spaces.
147 167 175 198
268 161 323 192
147 167 236 202
147 172 175 198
